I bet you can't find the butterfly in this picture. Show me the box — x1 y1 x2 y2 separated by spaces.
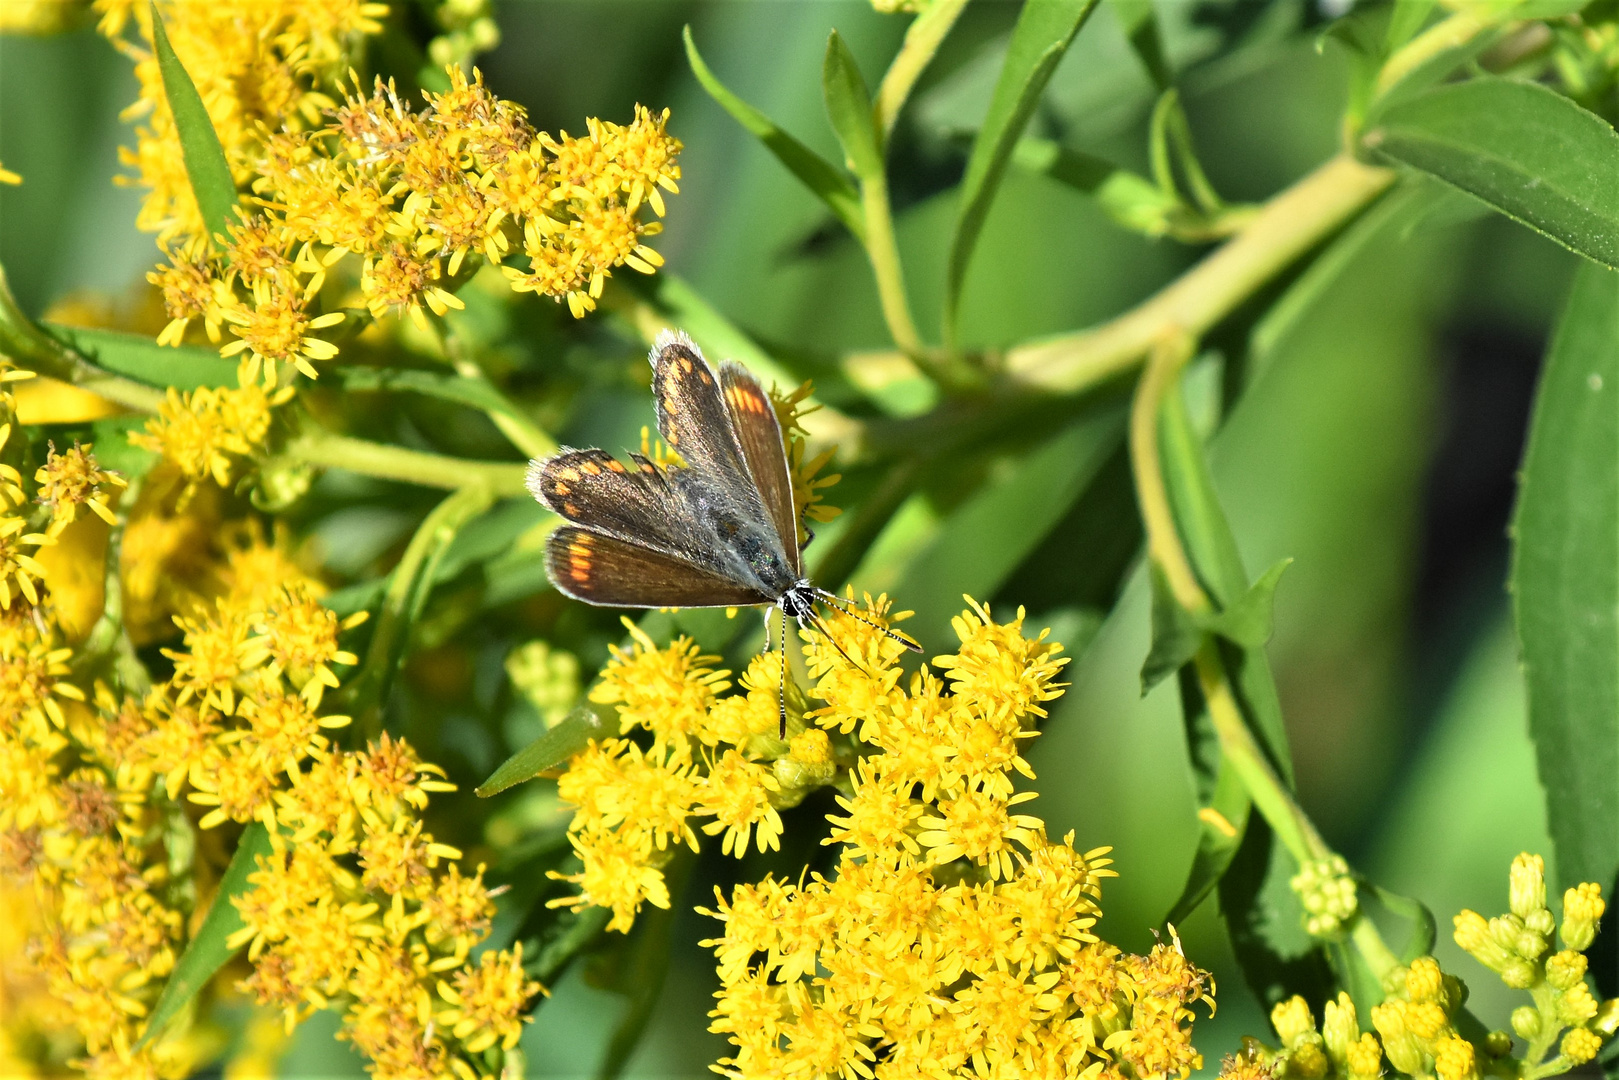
526 330 919 737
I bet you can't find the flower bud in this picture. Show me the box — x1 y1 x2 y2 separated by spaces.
1515 928 1549 961
1560 1027 1602 1066
1322 992 1360 1063
1562 883 1606 952
1558 980 1599 1026
1484 1031 1512 1058
1272 995 1316 1049
1406 957 1444 1002
1372 1002 1426 1077
1545 950 1587 990
1510 1005 1542 1040
1433 1035 1478 1080
1289 1040 1329 1079
1509 853 1547 919
1526 908 1556 937
1346 1033 1383 1080
1502 958 1539 989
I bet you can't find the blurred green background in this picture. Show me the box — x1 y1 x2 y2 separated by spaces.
0 0 1574 1075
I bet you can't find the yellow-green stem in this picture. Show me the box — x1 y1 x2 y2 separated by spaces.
875 0 972 138
1374 9 1492 98
860 170 926 362
284 430 529 496
1130 334 1209 613
1004 154 1395 393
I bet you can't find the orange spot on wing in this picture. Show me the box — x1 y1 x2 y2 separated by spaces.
580 461 602 475
639 462 655 474
552 482 571 496
679 356 693 374
606 459 626 472
563 501 580 516
556 467 579 482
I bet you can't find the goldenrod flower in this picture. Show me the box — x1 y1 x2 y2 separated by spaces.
34 442 127 533
130 370 293 488
435 944 543 1053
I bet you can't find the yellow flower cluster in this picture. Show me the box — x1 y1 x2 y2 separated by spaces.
0 365 57 608
128 363 294 490
1223 994 1384 1080
94 0 390 247
1369 957 1480 1080
0 509 540 1077
548 596 1214 1078
772 380 843 545
228 733 542 1078
1452 853 1618 1070
0 604 194 1079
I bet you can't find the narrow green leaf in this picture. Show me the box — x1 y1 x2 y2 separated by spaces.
943 0 1101 339
149 3 237 247
1013 138 1180 236
45 323 236 391
1217 818 1337 1010
1205 558 1291 649
1106 0 1170 89
1367 883 1438 962
344 486 494 733
822 30 883 181
1141 564 1203 693
478 706 610 796
332 366 529 422
683 26 865 242
1159 378 1294 779
1162 722 1251 927
1370 78 1619 270
646 274 798 389
1512 259 1619 891
894 408 1125 649
138 822 273 1048
1383 0 1435 55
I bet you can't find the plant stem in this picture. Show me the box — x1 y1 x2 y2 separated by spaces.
428 314 558 459
1004 154 1395 393
0 266 165 413
1130 335 1210 613
860 170 927 363
874 0 971 138
282 430 529 496
1374 8 1491 98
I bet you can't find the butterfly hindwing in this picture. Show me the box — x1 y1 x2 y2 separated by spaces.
546 526 769 608
719 361 800 571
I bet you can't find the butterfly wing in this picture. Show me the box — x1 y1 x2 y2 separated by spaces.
719 360 800 573
528 447 714 567
546 526 769 608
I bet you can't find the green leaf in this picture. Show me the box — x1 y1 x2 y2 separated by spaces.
822 30 883 181
44 323 237 391
1012 138 1181 236
1217 817 1338 1010
1204 558 1291 649
478 706 611 796
331 366 530 423
683 26 865 242
138 822 273 1048
894 407 1125 649
1512 259 1619 891
1162 762 1251 927
344 486 494 734
943 0 1101 340
148 3 237 248
1366 883 1438 962
1369 78 1619 270
1158 377 1294 778
1142 557 1291 693
1106 0 1170 89
1383 0 1436 55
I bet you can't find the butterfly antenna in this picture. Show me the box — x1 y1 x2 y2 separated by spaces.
812 588 924 653
802 608 868 675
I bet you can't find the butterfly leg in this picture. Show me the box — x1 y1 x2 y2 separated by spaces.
777 604 788 740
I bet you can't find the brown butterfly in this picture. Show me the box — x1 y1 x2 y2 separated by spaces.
526 331 918 736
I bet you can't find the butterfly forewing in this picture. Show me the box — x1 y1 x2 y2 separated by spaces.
546 526 768 608
652 336 758 489
528 448 712 566
719 361 800 573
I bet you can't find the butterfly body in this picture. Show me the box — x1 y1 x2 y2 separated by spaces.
527 330 917 734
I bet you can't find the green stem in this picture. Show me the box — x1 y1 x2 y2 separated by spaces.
282 430 529 496
1130 334 1209 613
860 170 927 362
0 265 165 413
874 0 971 138
1374 8 1491 99
429 313 558 459
1003 154 1395 394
